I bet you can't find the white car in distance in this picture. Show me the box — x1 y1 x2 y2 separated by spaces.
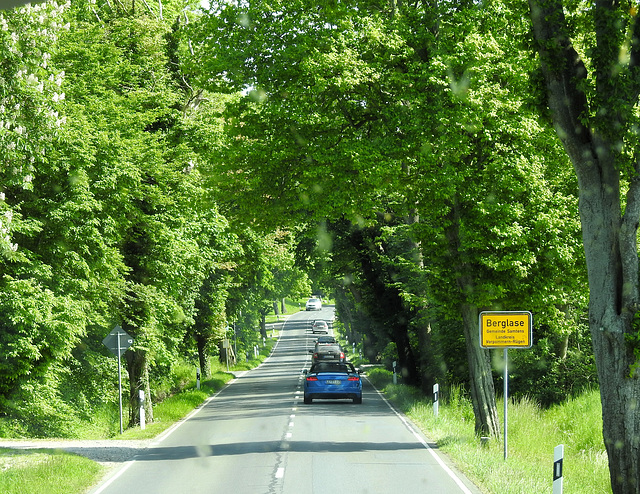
305 298 322 311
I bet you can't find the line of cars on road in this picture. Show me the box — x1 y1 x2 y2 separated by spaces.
303 320 363 405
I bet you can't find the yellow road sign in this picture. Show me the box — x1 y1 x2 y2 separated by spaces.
479 311 532 349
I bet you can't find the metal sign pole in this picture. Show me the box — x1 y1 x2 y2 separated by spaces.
477 311 533 462
102 325 134 436
504 348 508 461
117 331 123 435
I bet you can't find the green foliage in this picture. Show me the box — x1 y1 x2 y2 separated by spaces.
0 2 69 256
150 361 198 403
0 278 88 398
626 311 640 377
364 367 393 389
508 329 597 407
188 0 588 403
0 364 86 438
0 0 596 448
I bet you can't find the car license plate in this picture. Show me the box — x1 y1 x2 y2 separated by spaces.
327 380 341 385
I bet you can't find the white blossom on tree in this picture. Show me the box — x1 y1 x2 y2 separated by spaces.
0 1 69 256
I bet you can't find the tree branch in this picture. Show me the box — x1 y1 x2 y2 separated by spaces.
528 0 593 162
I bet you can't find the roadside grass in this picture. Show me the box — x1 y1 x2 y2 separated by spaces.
264 298 305 323
117 374 234 440
0 448 103 494
376 373 611 494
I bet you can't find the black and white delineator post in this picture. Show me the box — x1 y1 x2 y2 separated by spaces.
553 444 564 494
433 383 439 418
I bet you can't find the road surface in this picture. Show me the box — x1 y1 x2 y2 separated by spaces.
91 307 482 494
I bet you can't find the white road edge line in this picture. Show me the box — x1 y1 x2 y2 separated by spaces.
371 383 474 494
91 460 136 494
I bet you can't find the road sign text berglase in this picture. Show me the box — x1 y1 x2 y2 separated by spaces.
479 311 532 349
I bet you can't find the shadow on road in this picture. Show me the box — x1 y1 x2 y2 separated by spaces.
136 439 431 462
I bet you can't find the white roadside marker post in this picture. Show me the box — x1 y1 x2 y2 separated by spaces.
433 383 439 419
553 444 564 494
139 390 145 430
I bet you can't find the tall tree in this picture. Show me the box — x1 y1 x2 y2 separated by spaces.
529 1 640 491
57 0 231 426
0 1 85 403
189 0 584 437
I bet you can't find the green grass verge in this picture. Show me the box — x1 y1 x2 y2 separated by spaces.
118 373 234 440
264 298 305 323
0 448 104 494
379 377 610 494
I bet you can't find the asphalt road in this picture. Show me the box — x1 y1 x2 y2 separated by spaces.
91 307 482 494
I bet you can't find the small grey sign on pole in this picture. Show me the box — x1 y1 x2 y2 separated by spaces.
102 326 134 357
102 325 134 434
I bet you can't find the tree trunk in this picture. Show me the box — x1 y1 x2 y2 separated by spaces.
195 333 211 378
260 312 267 339
391 317 421 386
445 200 500 437
529 1 640 490
417 320 443 395
125 349 153 426
593 326 640 492
461 303 501 438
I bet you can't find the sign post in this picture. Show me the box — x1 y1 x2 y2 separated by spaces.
102 325 134 434
479 311 532 460
223 338 230 371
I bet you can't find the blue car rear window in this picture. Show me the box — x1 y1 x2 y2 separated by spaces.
311 362 354 373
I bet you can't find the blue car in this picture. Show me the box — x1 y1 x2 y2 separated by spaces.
303 362 362 404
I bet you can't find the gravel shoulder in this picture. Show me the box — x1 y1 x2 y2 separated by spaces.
0 438 152 469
